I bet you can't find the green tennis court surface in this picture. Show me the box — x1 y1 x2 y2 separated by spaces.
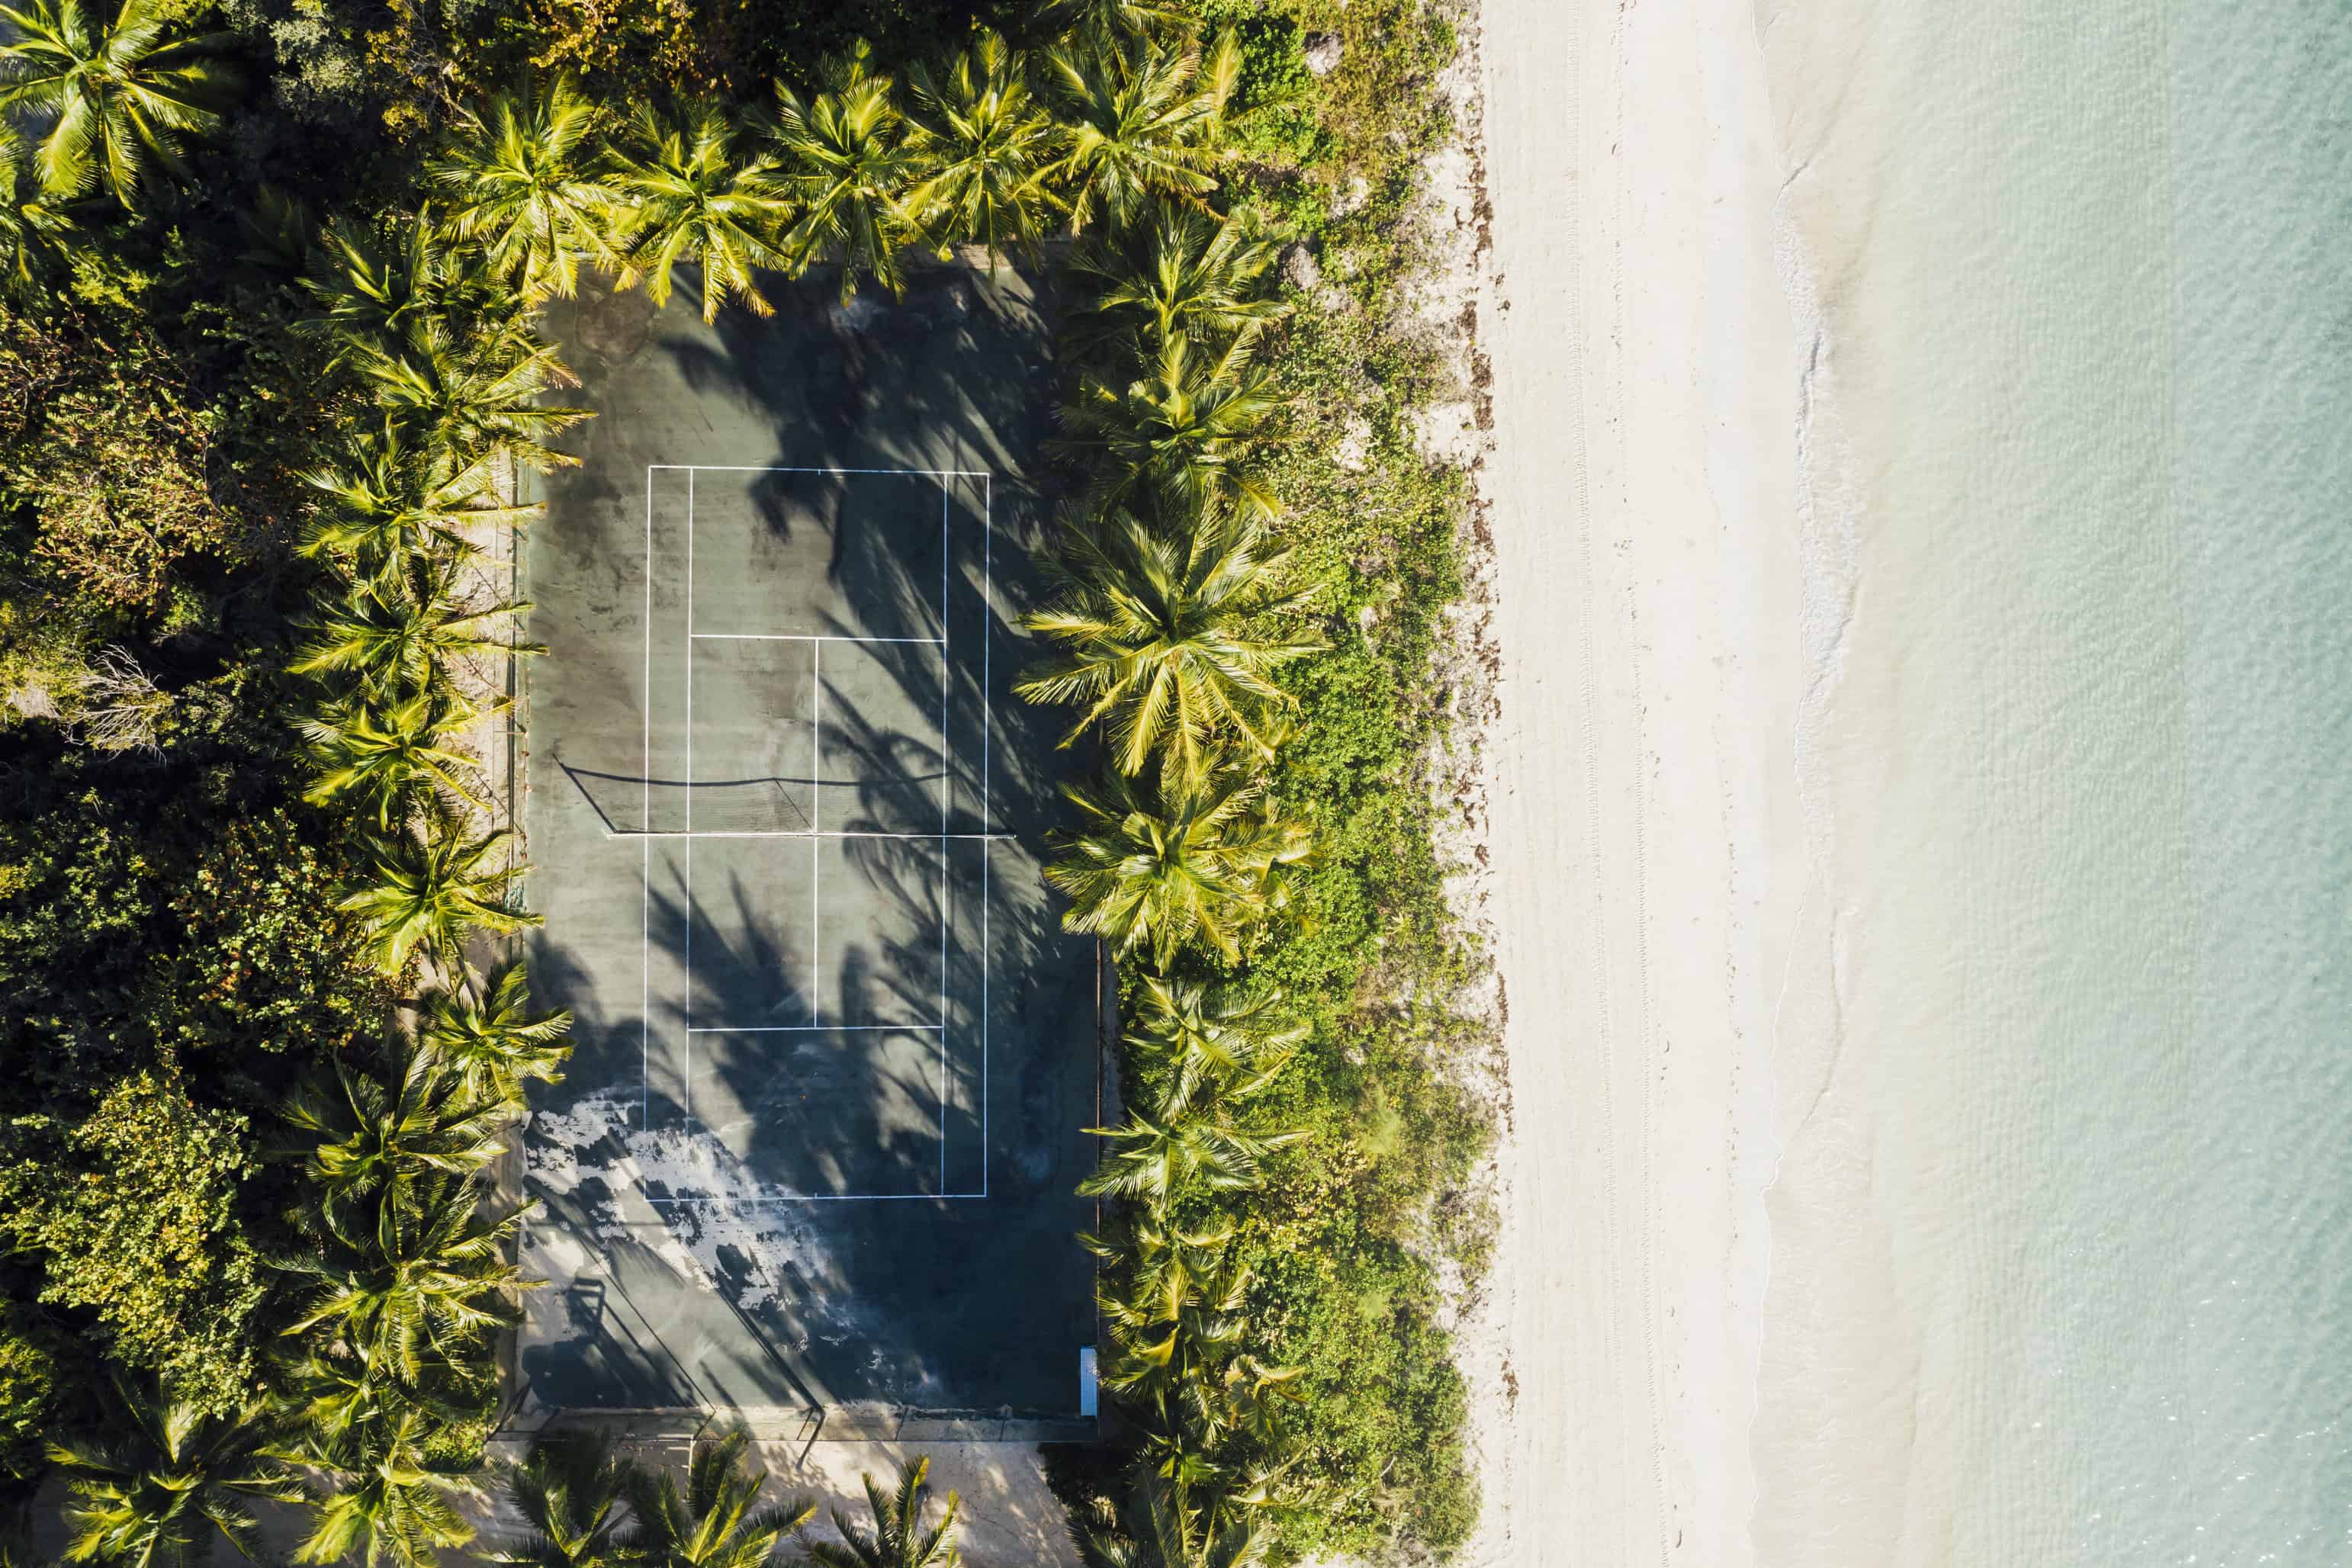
514 267 1095 1425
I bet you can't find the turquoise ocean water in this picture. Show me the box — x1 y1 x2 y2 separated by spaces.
1755 0 2352 1560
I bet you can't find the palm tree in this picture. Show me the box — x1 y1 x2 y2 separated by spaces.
281 1175 527 1389
279 1031 510 1235
1078 1089 1299 1207
429 73 619 301
301 213 521 364
1083 971 1306 1197
291 549 538 701
763 46 921 300
624 1426 811 1568
1056 333 1281 522
1126 975 1306 1114
300 423 538 578
0 122 68 289
341 317 590 472
492 1431 633 1568
1030 0 1184 48
300 689 488 830
339 809 538 977
1017 503 1323 786
1046 31 1236 233
289 1409 479 1568
1045 764 1312 968
1084 1213 1293 1485
270 1345 470 1448
48 1375 300 1568
1092 1225 1299 1467
419 959 572 1106
1072 1469 1266 1568
1084 1209 1227 1325
802 1457 958 1568
0 0 236 209
605 98 793 322
904 31 1057 266
1063 207 1287 361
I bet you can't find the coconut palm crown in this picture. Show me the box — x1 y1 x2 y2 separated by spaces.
765 45 923 300
338 809 539 978
339 316 590 472
289 549 538 703
48 1374 301 1568
285 1407 480 1568
1125 974 1306 1118
299 423 540 579
1046 29 1236 232
301 212 523 364
624 1425 813 1568
278 1030 510 1235
491 1431 633 1568
280 1173 529 1390
1072 1467 1268 1568
1056 333 1282 523
0 0 237 209
1045 763 1312 967
606 98 794 321
429 73 619 301
904 30 1058 265
419 959 572 1106
299 687 487 831
803 1457 960 1568
1064 206 1287 362
1019 501 1323 787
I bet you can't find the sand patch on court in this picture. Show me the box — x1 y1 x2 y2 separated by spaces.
527 1090 839 1316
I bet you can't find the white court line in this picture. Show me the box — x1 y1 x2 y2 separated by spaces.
683 466 695 1132
937 475 950 1195
649 1193 986 1204
939 477 950 836
605 828 1015 841
809 827 821 1029
982 472 991 1197
811 638 822 1027
642 466 654 1132
692 633 945 644
639 463 998 1202
686 1023 946 1034
646 463 991 477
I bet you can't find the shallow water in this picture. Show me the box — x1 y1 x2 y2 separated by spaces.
1755 0 2352 1560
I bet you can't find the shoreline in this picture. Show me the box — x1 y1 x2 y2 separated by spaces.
1462 0 1801 1559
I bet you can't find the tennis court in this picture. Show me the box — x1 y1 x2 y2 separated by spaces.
513 267 1095 1427
615 462 996 1202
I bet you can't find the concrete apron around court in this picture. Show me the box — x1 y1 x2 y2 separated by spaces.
23 1438 1084 1568
511 259 1102 1441
480 1435 1084 1568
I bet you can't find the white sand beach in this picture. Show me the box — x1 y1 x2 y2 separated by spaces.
1463 0 1801 1560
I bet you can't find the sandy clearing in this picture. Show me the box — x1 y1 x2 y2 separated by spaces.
1460 0 1801 1561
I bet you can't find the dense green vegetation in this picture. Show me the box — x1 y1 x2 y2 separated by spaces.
1029 4 1489 1560
0 0 1483 1561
